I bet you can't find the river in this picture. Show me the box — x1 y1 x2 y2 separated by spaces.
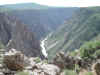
40 33 52 57
40 37 48 57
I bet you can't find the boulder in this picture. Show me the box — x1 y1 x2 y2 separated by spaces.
33 63 60 75
53 52 76 70
3 49 29 71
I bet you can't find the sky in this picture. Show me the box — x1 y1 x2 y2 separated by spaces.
0 0 100 7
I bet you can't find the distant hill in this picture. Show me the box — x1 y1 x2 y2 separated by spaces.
0 3 49 11
46 7 100 59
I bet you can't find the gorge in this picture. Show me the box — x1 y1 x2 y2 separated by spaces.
1 3 100 61
0 3 78 59
0 2 100 75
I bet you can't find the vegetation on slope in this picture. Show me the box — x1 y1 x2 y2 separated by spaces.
62 40 100 75
46 7 100 59
0 42 5 49
80 41 100 59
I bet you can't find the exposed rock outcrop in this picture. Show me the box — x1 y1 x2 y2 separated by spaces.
32 63 60 75
3 49 28 71
52 52 77 70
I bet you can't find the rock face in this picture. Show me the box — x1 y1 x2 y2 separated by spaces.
0 13 44 59
0 14 12 45
10 7 77 39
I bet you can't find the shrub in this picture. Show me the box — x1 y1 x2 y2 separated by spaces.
80 41 100 59
34 57 41 63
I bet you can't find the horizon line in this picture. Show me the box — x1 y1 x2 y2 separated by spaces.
0 2 100 8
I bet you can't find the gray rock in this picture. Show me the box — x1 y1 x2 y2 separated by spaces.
33 63 60 75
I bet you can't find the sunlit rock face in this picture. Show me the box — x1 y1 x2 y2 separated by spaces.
33 63 60 75
0 13 44 59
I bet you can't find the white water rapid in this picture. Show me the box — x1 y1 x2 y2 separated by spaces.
40 33 52 57
40 37 48 57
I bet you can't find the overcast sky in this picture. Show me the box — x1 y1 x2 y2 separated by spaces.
0 0 100 7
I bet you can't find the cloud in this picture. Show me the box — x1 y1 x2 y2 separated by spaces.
0 0 100 7
33 0 100 7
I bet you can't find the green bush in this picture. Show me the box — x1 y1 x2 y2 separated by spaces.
34 57 41 63
80 41 100 59
42 60 48 64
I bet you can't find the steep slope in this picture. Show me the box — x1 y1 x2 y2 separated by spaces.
10 8 77 39
46 7 100 59
0 3 78 39
0 13 44 59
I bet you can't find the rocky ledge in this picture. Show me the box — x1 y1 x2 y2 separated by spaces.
0 49 100 75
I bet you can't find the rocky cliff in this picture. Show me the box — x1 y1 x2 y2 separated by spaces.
9 8 77 39
0 3 77 39
0 13 44 59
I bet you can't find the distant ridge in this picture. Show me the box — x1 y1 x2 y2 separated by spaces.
0 3 49 11
0 3 78 11
0 3 78 39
